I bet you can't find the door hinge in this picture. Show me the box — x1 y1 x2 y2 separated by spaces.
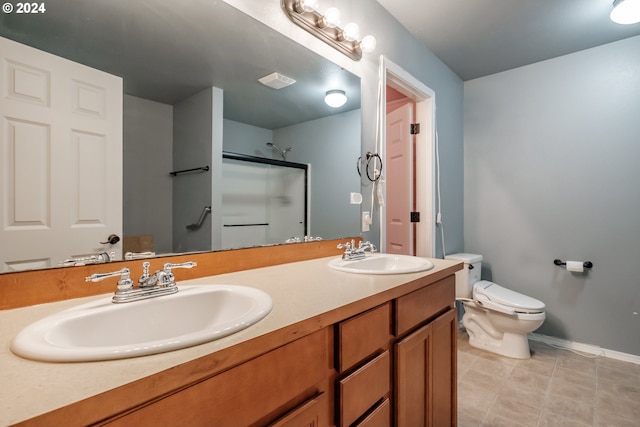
410 123 420 135
410 212 420 223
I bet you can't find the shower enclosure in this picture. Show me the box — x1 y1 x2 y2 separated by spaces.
220 152 308 249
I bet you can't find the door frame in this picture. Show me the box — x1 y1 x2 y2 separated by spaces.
379 57 436 257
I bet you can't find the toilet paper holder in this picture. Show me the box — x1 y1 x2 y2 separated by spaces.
553 259 593 269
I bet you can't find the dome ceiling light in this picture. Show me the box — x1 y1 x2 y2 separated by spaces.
610 0 640 24
324 90 347 108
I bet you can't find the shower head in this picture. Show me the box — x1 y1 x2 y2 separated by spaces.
266 142 291 161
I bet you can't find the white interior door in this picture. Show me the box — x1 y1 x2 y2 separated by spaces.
385 103 414 255
0 37 122 271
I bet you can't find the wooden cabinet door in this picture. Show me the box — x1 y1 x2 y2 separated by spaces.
431 308 457 427
394 308 457 427
395 322 431 427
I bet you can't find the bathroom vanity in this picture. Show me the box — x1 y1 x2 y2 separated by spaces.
0 244 461 426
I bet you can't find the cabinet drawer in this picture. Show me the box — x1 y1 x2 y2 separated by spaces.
337 302 392 372
269 392 327 427
104 328 330 427
354 398 391 427
395 275 454 336
338 350 391 427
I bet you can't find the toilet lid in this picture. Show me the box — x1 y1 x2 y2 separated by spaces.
473 280 545 313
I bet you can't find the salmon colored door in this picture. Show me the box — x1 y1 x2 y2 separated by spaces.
385 102 414 255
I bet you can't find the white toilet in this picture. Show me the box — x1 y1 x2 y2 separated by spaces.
445 253 546 359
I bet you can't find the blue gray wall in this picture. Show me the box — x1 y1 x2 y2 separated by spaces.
464 35 640 356
123 95 173 253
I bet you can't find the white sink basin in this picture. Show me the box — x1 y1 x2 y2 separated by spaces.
328 253 434 275
11 285 273 362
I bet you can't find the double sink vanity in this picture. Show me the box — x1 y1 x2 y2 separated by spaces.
0 240 462 426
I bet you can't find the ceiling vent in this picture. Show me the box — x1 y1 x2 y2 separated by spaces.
258 72 296 89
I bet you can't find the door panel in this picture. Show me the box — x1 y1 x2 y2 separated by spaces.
385 102 413 255
0 37 122 271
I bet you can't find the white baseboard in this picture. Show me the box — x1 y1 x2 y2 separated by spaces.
529 333 640 365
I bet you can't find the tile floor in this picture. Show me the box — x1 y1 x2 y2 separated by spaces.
457 331 640 426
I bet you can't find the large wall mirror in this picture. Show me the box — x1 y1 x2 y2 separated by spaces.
0 0 362 273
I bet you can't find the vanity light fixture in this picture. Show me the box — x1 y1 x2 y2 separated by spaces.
610 0 640 24
282 0 376 61
324 90 347 108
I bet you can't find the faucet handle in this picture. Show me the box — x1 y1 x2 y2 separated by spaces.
156 261 197 287
337 241 353 251
85 268 133 292
163 261 197 272
358 241 377 252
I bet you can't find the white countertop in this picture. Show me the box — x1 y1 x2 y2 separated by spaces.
0 256 459 426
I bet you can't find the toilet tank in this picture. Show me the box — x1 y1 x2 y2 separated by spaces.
444 253 483 298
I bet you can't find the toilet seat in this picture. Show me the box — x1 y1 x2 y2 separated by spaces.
473 280 545 314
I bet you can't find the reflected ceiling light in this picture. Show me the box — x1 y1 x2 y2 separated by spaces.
282 0 377 61
325 90 347 108
610 0 640 24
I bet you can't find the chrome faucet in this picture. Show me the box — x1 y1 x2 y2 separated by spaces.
337 240 377 260
86 261 197 303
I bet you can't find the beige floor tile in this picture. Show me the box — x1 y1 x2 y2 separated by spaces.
496 378 547 409
471 355 514 378
595 393 640 421
555 351 598 376
457 334 640 427
460 366 507 393
537 409 592 427
457 410 484 427
597 356 640 376
481 412 534 427
597 365 640 388
551 366 597 391
547 376 595 406
485 395 541 427
543 394 595 425
514 356 556 377
507 367 551 393
458 351 479 376
594 410 639 427
597 376 640 403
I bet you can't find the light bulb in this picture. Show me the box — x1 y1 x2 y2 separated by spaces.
295 0 319 13
322 7 341 28
359 35 377 53
342 22 360 42
610 0 640 24
324 90 347 108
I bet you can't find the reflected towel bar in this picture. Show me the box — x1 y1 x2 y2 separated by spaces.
170 166 210 176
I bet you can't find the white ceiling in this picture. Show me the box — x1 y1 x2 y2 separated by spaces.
376 0 640 81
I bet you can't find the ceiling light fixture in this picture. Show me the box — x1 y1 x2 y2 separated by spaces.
324 90 347 108
610 0 640 24
282 0 377 61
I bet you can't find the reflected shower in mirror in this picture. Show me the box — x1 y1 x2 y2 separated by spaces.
0 0 361 273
